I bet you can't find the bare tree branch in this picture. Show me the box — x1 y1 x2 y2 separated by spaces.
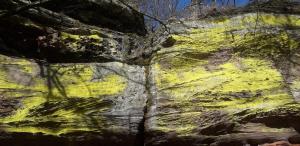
117 0 170 33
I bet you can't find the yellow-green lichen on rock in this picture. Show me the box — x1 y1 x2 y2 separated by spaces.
147 12 300 136
292 80 300 90
172 27 233 53
0 54 146 136
60 32 103 42
169 13 300 58
59 32 104 49
43 64 126 98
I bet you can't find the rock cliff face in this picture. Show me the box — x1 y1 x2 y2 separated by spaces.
146 13 300 146
0 1 300 146
0 0 147 63
0 1 148 146
0 54 147 146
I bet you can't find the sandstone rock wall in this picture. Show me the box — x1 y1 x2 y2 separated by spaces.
0 54 147 146
1 1 300 145
145 13 300 146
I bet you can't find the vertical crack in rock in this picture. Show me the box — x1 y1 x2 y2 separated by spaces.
136 65 151 146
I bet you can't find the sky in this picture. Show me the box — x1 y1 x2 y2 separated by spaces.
178 0 250 9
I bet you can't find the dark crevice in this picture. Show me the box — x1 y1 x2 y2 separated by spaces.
138 63 152 146
135 64 152 146
136 107 147 146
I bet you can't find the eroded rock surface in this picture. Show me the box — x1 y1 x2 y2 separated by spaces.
1 1 300 146
146 13 300 146
41 0 146 35
0 54 147 146
0 0 148 63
